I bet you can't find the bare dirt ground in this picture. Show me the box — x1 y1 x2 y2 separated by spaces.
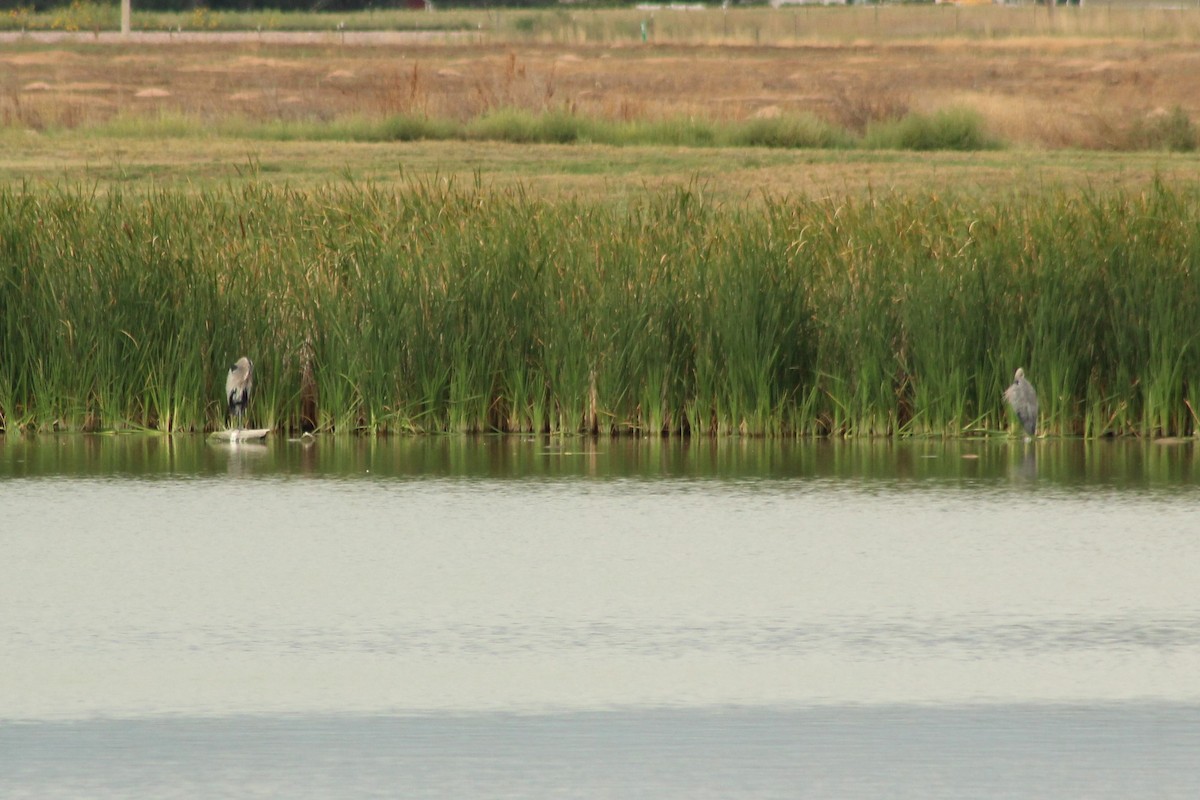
2 32 1199 150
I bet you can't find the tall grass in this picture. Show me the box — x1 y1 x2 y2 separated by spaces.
3 179 1200 437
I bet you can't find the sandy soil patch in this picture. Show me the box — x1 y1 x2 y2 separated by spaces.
2 50 83 66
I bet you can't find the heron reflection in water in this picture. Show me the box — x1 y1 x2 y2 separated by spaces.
1004 367 1038 440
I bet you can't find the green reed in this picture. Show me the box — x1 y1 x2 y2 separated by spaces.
3 179 1200 437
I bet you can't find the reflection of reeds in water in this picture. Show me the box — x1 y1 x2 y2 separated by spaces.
2 180 1200 437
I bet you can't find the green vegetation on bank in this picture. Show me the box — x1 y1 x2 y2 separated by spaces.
16 104 1200 155
89 107 1003 153
3 180 1200 438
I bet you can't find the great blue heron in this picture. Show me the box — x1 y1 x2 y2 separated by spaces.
1003 367 1038 438
226 357 253 430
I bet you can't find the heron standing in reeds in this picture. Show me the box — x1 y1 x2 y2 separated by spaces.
226 357 253 430
1004 367 1038 439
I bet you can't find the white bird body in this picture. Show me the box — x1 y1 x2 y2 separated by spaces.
226 356 253 429
1003 367 1038 438
209 427 269 443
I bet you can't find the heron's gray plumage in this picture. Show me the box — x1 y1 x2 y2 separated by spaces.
1003 367 1038 437
226 357 253 429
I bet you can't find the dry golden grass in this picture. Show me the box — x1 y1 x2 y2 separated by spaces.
2 29 1199 150
3 131 1196 206
3 10 1200 203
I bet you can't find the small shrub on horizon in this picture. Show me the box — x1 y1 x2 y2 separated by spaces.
622 116 719 148
864 107 997 151
49 0 108 32
381 114 457 142
728 113 854 150
1127 106 1198 153
464 108 541 143
95 112 209 139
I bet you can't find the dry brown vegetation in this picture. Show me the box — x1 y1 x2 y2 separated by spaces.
2 31 1200 151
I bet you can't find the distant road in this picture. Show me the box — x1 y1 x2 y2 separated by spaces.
0 30 478 45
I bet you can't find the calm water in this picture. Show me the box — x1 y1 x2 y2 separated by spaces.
2 435 1198 798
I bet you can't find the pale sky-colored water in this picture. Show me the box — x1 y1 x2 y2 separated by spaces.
2 436 1199 798
2 442 1198 718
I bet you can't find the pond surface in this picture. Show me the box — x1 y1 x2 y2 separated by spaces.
2 435 1198 798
